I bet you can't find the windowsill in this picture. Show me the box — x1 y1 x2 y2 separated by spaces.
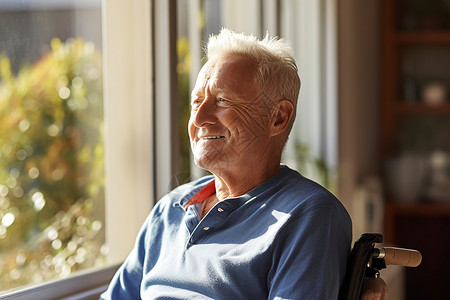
0 264 120 300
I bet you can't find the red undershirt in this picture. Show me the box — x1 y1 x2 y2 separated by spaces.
183 180 216 210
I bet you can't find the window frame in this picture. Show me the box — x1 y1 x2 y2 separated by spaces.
102 0 153 263
0 265 119 300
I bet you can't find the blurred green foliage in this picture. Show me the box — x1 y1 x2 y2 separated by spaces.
0 38 105 291
295 141 337 193
177 36 193 184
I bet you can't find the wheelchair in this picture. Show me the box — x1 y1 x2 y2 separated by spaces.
339 233 422 300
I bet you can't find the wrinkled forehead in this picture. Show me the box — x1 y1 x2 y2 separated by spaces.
193 54 258 95
196 59 216 87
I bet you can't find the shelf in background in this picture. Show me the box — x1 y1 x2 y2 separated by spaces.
383 1 450 297
394 102 450 114
384 201 450 245
385 201 450 216
396 31 450 44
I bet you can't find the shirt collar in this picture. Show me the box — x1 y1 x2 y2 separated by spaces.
173 165 290 210
173 176 214 209
183 180 216 210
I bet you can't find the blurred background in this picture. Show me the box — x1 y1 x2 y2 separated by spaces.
0 0 449 299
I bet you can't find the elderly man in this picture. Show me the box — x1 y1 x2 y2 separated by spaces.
101 29 352 299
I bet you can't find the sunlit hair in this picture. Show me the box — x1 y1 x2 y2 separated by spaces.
205 28 301 128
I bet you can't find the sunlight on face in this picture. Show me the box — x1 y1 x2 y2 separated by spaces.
188 54 274 175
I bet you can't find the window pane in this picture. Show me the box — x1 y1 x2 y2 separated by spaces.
0 0 104 293
176 0 195 184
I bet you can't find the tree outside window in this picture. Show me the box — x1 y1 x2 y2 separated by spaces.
0 1 105 293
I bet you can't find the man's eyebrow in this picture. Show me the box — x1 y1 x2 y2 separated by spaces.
190 84 234 100
191 91 201 98
216 86 233 93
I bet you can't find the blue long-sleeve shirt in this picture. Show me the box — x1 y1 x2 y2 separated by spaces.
101 166 352 299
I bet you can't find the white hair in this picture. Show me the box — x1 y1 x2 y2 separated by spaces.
205 28 301 113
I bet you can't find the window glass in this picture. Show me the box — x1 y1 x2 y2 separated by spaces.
175 0 195 184
0 0 104 293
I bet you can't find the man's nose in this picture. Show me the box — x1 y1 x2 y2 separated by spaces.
191 99 217 127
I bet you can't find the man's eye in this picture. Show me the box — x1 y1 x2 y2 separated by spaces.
191 99 202 108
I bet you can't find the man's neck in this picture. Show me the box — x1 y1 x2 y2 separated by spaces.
212 164 282 200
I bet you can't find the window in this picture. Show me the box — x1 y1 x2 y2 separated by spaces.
0 0 153 297
0 0 105 292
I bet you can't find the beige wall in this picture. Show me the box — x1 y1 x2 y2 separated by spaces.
337 0 381 213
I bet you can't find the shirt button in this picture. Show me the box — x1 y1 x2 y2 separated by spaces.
203 226 210 231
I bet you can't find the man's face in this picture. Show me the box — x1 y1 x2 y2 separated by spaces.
188 54 274 175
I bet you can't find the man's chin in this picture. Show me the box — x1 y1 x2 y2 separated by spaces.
193 156 231 174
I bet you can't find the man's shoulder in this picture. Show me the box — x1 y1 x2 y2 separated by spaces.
264 166 331 200
266 166 350 218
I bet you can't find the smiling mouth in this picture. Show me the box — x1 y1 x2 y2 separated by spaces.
202 135 225 140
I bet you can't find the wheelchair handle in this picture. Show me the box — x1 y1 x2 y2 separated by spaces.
373 247 422 267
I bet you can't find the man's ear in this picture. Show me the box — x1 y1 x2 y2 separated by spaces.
270 100 294 137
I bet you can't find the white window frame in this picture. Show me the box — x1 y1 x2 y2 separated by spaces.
153 0 180 200
0 0 154 298
102 0 153 264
